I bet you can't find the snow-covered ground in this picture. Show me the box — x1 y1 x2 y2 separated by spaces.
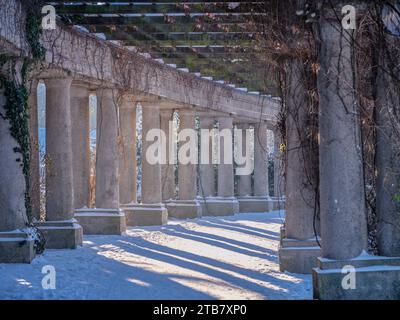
0 211 312 300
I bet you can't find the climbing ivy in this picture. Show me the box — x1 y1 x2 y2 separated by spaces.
25 0 46 61
0 58 31 220
0 1 46 223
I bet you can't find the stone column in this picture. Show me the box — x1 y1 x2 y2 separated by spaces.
119 97 137 205
198 116 216 216
36 77 83 249
28 79 41 221
312 7 381 300
273 129 285 198
0 79 35 262
160 109 175 202
199 116 215 197
75 88 126 235
244 121 272 212
236 124 252 197
235 123 255 213
70 83 90 209
254 122 269 196
128 103 167 226
278 59 321 274
167 109 201 219
204 116 238 216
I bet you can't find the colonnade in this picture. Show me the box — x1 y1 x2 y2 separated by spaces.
9 76 282 252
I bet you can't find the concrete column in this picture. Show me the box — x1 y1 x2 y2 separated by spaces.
254 122 269 197
238 121 271 213
317 22 367 262
279 59 321 274
119 97 137 205
126 103 167 226
236 123 252 197
199 116 215 198
178 110 197 201
95 88 120 209
202 116 238 216
273 129 285 198
45 77 75 221
167 109 201 219
75 88 126 235
70 83 90 209
217 116 235 197
0 83 35 262
36 77 82 249
313 8 379 300
142 104 163 204
28 79 41 221
160 109 175 202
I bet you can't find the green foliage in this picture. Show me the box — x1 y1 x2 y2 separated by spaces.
0 58 32 220
0 1 46 222
25 1 46 60
393 194 400 203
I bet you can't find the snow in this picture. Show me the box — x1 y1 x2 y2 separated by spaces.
0 211 312 300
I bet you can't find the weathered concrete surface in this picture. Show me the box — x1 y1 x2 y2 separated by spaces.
166 200 201 219
45 77 75 222
75 208 126 235
123 204 168 226
95 88 120 209
160 109 175 201
119 97 137 205
236 123 252 198
36 220 82 249
273 129 285 198
217 117 235 198
279 238 321 274
238 196 272 213
279 59 319 274
0 231 35 263
199 197 239 217
198 116 216 198
28 79 41 221
71 83 90 209
317 14 367 261
0 87 29 231
129 103 168 225
254 122 269 197
168 110 201 219
313 256 400 300
312 8 369 299
284 59 318 242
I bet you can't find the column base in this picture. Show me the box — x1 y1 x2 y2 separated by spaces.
122 203 168 226
166 200 201 219
279 237 321 274
313 253 400 300
270 196 286 210
0 230 36 263
35 220 83 249
198 197 239 216
238 196 273 213
75 208 126 235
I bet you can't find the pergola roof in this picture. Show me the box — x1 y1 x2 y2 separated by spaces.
46 1 277 94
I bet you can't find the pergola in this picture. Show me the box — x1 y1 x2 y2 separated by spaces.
46 0 277 94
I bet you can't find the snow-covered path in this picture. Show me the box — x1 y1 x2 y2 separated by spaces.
0 211 312 300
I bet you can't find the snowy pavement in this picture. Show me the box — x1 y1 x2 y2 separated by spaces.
0 211 312 300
